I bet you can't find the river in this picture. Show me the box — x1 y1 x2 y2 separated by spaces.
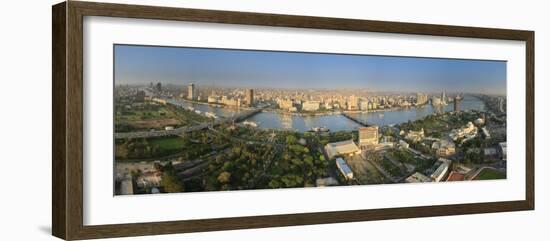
347 95 486 127
169 95 485 132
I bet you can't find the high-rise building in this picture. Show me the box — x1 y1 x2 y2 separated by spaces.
187 83 195 100
416 93 428 105
454 96 461 112
302 101 320 111
156 82 162 92
358 126 379 147
246 89 254 107
359 100 369 111
278 99 294 110
432 96 442 106
347 95 358 110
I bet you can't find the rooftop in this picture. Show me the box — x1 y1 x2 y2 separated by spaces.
325 140 360 158
336 157 353 176
405 172 432 183
446 171 466 182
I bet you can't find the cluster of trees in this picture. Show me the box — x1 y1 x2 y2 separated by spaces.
325 131 354 143
158 162 184 193
380 158 404 177
463 149 483 164
266 134 329 188
390 149 435 171
399 111 481 138
184 129 332 192
200 142 277 191
409 141 433 155
116 138 166 160
115 134 214 161
459 135 491 164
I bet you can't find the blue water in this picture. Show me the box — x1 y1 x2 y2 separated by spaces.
348 95 486 126
246 112 363 132
169 95 485 132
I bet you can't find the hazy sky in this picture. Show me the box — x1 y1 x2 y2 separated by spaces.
114 44 506 94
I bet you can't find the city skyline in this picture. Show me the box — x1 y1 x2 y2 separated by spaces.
114 45 508 195
114 44 507 95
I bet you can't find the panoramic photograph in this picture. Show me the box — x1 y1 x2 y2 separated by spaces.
113 44 508 195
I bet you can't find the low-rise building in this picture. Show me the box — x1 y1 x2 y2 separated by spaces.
151 97 167 105
336 157 354 180
431 160 450 182
431 139 456 157
136 171 162 188
446 171 465 182
324 140 361 159
449 122 477 141
405 172 432 183
405 128 425 142
399 140 409 149
315 177 339 187
454 163 472 174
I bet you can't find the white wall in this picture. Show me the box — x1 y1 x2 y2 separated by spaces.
0 0 547 240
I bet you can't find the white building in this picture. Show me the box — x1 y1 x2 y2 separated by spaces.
449 122 477 141
324 140 361 159
405 128 425 142
399 140 409 149
302 101 320 111
336 157 354 180
431 160 450 182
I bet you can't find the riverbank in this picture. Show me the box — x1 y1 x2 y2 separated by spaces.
262 105 423 117
170 98 255 111
166 95 486 132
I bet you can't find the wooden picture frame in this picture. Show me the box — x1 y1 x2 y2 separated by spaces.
52 1 534 240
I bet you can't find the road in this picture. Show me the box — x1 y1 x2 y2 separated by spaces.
114 104 269 139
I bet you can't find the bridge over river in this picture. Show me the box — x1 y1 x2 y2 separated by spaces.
340 112 371 127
